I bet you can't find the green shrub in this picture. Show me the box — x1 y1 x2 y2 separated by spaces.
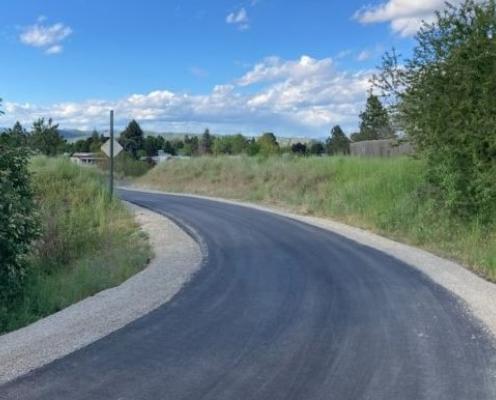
0 157 151 333
0 145 39 325
377 0 496 221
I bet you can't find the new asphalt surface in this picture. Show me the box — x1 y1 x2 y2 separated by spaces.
1 189 495 399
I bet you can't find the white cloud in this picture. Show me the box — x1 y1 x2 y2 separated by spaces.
356 50 372 61
1 55 372 137
19 19 72 54
226 8 249 30
237 55 334 86
355 0 458 36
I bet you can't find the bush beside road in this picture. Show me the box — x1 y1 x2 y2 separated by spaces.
0 157 151 334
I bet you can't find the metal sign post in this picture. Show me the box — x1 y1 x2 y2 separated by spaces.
109 110 114 197
101 111 123 198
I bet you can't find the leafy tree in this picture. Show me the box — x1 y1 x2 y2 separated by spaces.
257 132 279 156
0 136 39 324
1 122 28 147
199 129 214 155
212 134 246 155
327 125 350 155
309 141 325 156
353 94 395 141
87 130 105 153
120 120 145 158
376 0 496 219
30 118 65 156
246 138 260 156
182 135 199 156
291 142 307 155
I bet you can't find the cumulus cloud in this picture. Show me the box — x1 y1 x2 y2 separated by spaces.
19 18 72 54
1 55 372 137
355 0 459 36
226 8 249 30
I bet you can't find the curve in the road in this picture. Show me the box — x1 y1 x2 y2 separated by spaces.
1 190 495 400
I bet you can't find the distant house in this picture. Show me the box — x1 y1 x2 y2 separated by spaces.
141 150 175 165
70 152 103 166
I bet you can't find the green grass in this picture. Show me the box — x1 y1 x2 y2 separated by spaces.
137 155 496 280
1 157 151 333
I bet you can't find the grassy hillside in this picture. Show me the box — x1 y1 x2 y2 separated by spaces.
2 157 151 333
137 155 496 281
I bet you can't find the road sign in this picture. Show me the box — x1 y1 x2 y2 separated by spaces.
101 138 123 158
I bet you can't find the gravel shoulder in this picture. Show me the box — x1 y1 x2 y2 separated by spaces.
129 186 496 341
0 202 203 385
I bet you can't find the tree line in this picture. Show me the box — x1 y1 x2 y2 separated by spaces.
1 87 394 160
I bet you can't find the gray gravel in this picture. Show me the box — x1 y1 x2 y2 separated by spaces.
131 187 496 341
0 202 203 385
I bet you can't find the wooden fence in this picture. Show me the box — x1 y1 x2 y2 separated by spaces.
350 139 414 157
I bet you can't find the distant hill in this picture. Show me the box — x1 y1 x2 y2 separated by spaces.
59 129 93 142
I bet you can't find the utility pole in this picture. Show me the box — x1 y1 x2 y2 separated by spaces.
109 110 114 198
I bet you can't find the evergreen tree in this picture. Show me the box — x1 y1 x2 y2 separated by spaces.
120 120 145 158
199 129 213 155
354 94 395 141
326 125 350 155
163 140 176 155
144 136 160 157
30 118 65 156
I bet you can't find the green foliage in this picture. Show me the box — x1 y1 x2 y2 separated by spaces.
326 125 350 155
2 157 151 333
0 122 29 147
138 155 496 280
120 120 145 158
257 132 280 156
112 152 151 177
30 118 66 156
291 142 307 155
309 141 325 156
66 130 106 154
213 134 249 155
182 135 199 156
0 144 39 326
352 94 395 141
163 140 176 155
379 0 496 220
199 129 213 155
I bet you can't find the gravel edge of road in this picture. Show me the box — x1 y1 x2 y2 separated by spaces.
0 202 203 385
128 187 496 341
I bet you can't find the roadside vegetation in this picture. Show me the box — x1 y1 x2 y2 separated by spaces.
138 155 496 280
0 153 151 334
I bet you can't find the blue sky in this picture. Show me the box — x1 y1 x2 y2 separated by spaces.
0 0 448 137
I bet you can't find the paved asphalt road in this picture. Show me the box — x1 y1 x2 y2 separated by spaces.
2 190 495 400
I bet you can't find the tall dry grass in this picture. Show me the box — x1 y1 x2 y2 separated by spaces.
1 157 151 333
137 155 496 280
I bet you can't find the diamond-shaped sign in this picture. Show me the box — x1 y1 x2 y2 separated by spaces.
101 139 123 158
